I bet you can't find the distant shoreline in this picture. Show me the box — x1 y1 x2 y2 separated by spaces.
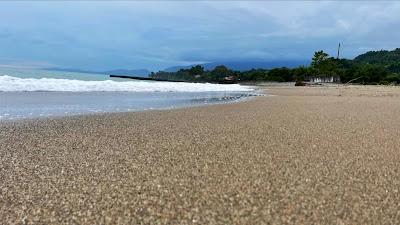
0 89 259 122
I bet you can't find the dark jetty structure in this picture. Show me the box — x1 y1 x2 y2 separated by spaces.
109 75 188 83
109 75 237 84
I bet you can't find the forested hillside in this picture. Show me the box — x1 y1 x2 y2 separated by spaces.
354 48 400 73
150 48 400 84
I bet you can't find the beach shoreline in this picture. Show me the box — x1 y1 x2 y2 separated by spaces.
2 84 400 224
0 89 261 123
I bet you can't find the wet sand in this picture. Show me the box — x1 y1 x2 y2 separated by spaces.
2 85 400 224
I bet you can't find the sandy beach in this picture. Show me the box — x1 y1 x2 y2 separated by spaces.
2 84 400 224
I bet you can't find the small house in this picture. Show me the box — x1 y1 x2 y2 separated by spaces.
219 76 237 84
305 75 341 83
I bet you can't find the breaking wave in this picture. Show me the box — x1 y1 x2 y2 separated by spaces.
0 75 253 92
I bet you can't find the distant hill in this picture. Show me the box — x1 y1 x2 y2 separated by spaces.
46 68 151 77
164 60 310 72
354 48 400 63
354 48 400 73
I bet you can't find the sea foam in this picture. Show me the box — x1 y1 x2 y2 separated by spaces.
0 75 253 92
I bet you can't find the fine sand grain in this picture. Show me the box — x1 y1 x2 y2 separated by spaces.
2 85 400 224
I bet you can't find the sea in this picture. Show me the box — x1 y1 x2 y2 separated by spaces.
0 68 256 120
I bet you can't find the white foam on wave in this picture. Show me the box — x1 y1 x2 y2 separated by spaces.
0 75 253 92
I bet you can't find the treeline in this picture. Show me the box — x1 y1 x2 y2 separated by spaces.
150 48 400 84
149 65 307 82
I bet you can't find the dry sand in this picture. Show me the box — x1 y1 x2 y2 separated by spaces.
2 85 400 224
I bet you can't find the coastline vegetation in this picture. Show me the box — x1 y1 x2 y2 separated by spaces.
150 48 400 84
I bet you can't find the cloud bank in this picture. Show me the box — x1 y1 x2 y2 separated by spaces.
0 1 399 70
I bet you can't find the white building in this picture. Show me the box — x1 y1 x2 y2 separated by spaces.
307 75 341 83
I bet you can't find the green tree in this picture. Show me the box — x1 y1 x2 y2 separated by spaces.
311 50 329 67
354 64 388 84
211 65 233 80
310 51 341 77
292 66 309 81
189 65 204 75
267 67 292 82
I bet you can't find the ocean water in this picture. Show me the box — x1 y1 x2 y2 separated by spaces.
0 68 255 120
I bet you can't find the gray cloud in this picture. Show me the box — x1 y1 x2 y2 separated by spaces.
0 1 399 70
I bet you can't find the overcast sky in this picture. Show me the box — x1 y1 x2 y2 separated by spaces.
1 1 399 70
